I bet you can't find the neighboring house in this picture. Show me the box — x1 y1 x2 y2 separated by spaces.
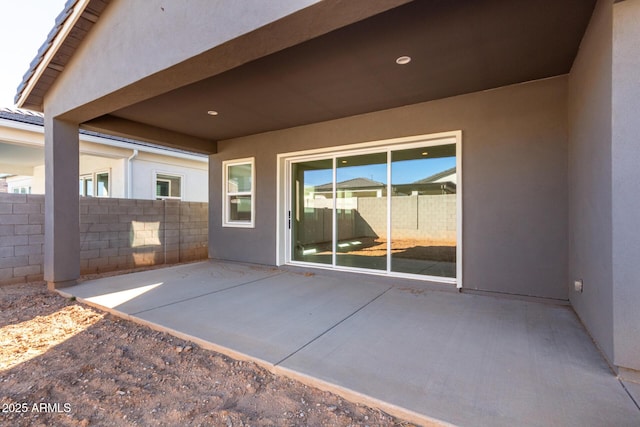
12 0 640 382
0 176 8 192
0 108 207 201
313 177 386 199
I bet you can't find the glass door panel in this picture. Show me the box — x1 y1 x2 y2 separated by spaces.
336 152 387 271
291 159 333 265
391 144 457 277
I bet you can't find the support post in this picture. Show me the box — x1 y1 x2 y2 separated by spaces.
208 153 217 260
44 116 80 290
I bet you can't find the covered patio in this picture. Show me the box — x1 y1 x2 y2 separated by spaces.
59 261 640 426
13 0 640 420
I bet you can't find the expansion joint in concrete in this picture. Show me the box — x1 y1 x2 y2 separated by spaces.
273 285 393 367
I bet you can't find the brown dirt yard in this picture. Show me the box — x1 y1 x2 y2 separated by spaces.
0 278 417 427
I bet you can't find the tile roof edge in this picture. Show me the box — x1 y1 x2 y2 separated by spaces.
14 0 81 107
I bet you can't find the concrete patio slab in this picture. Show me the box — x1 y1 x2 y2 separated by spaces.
623 381 640 409
61 262 640 427
281 287 640 426
69 260 282 314
135 270 390 364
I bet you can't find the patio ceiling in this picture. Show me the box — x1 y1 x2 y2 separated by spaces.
86 0 595 151
0 143 44 175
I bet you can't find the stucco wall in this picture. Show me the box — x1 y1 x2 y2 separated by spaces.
209 77 568 299
0 193 207 285
45 0 409 121
32 165 45 194
80 155 127 198
45 0 316 117
131 156 208 202
13 154 206 202
612 0 640 375
567 0 614 366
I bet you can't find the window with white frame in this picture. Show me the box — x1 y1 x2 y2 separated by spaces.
79 170 110 197
223 158 254 227
155 173 182 200
96 172 109 197
79 174 94 197
11 186 31 194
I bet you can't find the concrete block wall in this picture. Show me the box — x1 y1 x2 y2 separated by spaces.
78 198 208 274
0 194 45 284
298 194 456 246
365 195 457 243
0 193 208 285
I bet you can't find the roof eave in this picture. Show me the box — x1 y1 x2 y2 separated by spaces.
14 0 90 111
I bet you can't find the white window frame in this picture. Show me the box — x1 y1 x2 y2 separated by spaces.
154 172 183 200
95 170 110 198
79 169 110 198
12 186 31 194
79 174 94 197
222 157 255 228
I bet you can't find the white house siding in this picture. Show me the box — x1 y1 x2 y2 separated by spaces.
79 155 127 198
131 154 208 202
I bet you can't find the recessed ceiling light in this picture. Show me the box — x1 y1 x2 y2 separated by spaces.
396 56 411 65
341 160 348 164
207 110 219 116
421 151 428 156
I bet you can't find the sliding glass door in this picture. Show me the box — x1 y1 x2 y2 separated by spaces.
336 152 388 271
291 158 334 265
288 138 458 282
390 144 457 277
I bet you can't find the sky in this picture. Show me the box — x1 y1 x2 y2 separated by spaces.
304 156 456 186
0 0 67 108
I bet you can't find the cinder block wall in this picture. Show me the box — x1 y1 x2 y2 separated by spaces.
0 194 208 285
0 194 45 284
298 195 456 246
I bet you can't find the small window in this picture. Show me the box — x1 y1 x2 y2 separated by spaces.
156 174 182 200
79 171 109 197
223 158 254 227
96 172 109 197
79 175 94 197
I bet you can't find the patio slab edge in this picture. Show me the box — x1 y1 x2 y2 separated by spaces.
56 289 276 369
273 364 454 427
57 288 454 427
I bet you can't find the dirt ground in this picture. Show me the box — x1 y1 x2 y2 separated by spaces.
0 280 416 426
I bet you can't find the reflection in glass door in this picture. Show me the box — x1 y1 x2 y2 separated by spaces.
336 152 387 271
291 159 333 265
391 144 457 277
287 138 458 282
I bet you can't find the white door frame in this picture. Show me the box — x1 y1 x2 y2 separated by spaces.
275 130 462 287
